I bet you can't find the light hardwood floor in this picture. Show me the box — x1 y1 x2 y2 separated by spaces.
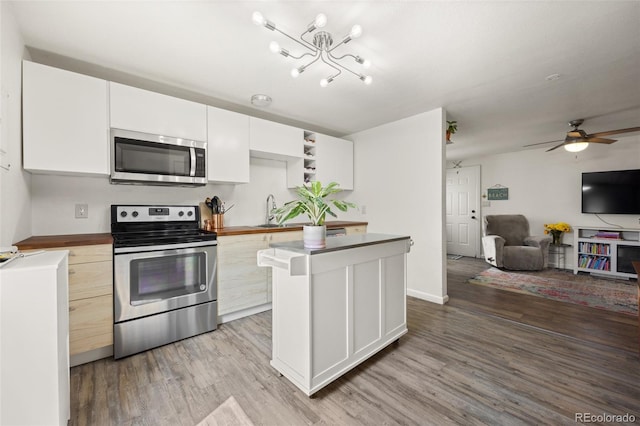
70 257 639 425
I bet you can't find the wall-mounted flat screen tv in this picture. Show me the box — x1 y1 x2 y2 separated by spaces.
581 169 640 214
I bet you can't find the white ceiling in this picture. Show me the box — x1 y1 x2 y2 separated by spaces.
8 1 640 161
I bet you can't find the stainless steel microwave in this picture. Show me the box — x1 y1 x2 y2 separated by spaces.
110 128 207 186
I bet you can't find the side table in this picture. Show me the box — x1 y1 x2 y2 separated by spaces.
548 243 571 269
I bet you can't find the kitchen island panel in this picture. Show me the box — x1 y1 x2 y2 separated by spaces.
385 253 407 334
311 268 349 377
272 270 309 384
353 260 382 354
259 234 410 396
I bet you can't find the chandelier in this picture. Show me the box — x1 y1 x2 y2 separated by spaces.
252 12 372 87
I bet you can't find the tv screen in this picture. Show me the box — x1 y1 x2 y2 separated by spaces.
581 169 640 214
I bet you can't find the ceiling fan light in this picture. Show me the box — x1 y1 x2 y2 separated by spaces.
564 142 589 152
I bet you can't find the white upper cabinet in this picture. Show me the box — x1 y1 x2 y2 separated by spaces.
315 134 354 190
207 106 250 183
22 61 109 175
109 82 207 141
249 117 301 159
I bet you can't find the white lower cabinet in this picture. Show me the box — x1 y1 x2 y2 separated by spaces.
22 60 109 175
207 106 250 183
0 251 70 426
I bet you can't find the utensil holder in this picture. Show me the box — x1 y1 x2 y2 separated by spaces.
211 214 224 230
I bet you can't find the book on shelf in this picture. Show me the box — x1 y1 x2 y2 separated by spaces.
593 231 621 239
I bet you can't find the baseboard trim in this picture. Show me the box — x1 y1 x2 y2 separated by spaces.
70 345 113 367
218 303 272 324
407 289 449 304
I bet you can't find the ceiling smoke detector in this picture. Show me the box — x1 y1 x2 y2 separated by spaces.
251 94 272 107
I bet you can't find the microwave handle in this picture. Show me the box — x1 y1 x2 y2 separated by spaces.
189 147 196 177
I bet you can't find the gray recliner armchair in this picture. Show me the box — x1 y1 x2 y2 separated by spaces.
482 214 552 270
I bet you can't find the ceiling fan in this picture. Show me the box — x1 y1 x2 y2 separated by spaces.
524 119 640 152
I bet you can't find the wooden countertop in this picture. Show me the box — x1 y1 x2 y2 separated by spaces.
15 233 113 250
14 221 368 249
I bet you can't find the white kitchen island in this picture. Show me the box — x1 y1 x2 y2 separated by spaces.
257 233 411 396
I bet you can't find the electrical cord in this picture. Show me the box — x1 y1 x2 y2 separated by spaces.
594 213 623 228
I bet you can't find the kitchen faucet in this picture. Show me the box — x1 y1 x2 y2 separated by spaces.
266 194 277 225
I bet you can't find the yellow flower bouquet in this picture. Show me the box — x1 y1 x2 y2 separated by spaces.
544 222 571 245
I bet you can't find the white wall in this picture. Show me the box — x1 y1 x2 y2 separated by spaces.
459 134 640 268
30 157 307 236
0 3 31 247
348 108 447 304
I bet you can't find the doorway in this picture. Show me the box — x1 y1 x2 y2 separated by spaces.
446 165 480 257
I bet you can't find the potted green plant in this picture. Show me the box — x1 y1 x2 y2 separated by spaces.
274 181 356 248
446 120 458 143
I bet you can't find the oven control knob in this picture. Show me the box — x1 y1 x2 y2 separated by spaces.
187 211 193 217
200 285 205 291
132 211 139 218
178 211 184 217
120 211 127 218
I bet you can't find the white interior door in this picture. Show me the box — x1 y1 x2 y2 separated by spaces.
446 166 480 257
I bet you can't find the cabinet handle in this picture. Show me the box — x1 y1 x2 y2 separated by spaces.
69 269 76 275
69 251 76 257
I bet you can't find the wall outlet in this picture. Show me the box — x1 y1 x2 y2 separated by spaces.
75 203 88 219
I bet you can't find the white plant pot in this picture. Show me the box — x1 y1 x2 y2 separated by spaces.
303 225 326 249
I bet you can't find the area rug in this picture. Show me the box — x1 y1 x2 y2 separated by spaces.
196 396 254 426
469 268 638 316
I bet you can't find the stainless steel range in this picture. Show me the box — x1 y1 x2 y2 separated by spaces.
111 204 217 359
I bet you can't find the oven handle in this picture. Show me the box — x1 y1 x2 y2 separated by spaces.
114 240 217 254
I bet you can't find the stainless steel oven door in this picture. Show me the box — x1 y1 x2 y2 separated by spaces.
114 241 217 323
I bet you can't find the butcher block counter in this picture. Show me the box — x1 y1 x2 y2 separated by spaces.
13 221 368 248
15 233 113 250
